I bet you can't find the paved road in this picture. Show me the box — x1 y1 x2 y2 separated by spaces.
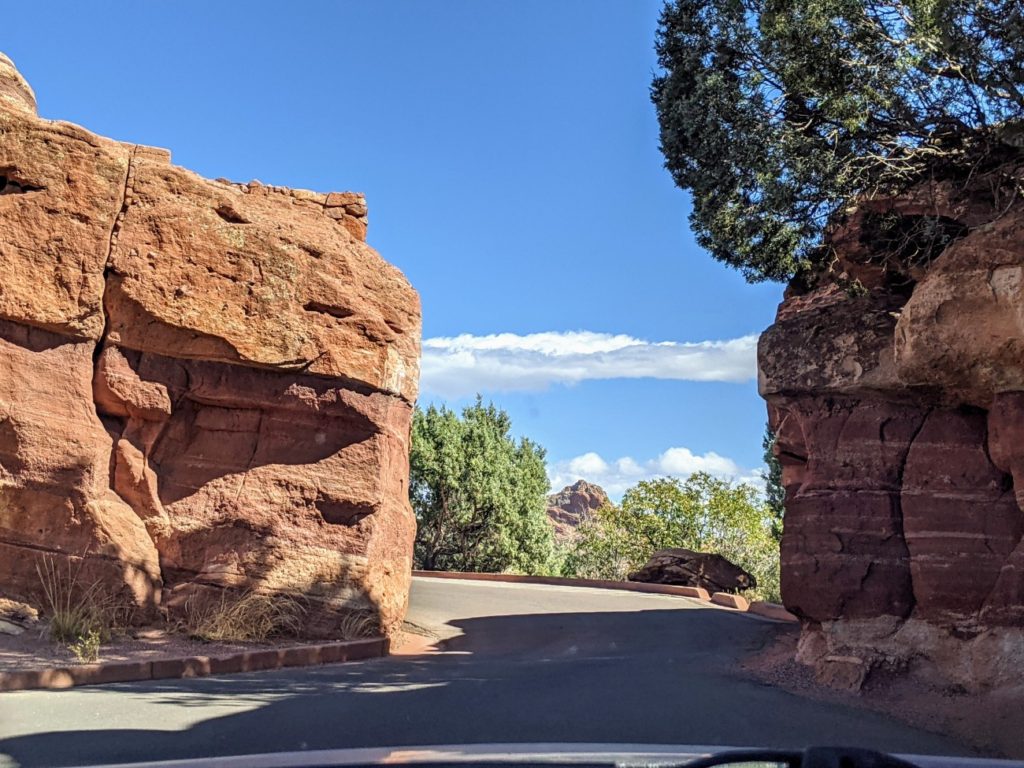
0 578 973 766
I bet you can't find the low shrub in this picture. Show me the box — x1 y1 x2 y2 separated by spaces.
67 629 102 663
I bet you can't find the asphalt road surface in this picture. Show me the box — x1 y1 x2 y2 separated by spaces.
0 577 973 766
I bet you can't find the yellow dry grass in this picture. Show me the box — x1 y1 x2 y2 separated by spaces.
35 555 131 659
337 609 380 640
183 590 306 643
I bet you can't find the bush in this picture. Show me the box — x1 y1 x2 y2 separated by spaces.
411 397 553 574
68 630 102 663
562 473 782 602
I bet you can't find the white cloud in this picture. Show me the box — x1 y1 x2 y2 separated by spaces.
548 446 765 501
420 330 758 398
566 452 610 477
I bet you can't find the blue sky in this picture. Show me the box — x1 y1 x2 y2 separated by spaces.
4 1 783 498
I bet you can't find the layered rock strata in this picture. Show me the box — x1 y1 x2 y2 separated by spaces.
0 53 420 636
760 159 1024 688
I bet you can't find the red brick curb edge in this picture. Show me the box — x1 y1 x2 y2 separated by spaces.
413 570 798 624
0 637 388 693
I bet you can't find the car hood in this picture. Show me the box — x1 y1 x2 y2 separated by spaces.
90 743 1023 768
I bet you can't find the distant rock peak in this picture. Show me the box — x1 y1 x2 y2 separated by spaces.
546 480 610 540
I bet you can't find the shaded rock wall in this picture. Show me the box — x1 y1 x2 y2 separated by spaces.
0 54 420 636
760 164 1024 689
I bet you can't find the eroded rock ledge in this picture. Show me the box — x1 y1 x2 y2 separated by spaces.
760 156 1024 690
0 53 420 636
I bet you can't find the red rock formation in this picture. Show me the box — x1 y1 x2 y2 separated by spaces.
546 480 609 540
760 156 1024 689
0 54 420 636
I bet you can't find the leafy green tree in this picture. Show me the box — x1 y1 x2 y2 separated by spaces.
561 504 657 583
563 473 780 601
410 397 554 574
652 0 1024 282
762 424 785 541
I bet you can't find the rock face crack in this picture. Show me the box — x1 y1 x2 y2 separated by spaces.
893 408 930 585
105 148 137 266
0 173 44 194
303 301 354 320
214 203 250 224
93 146 137 371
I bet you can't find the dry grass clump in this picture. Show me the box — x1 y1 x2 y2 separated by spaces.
337 609 380 640
0 597 39 625
35 556 131 662
184 590 306 643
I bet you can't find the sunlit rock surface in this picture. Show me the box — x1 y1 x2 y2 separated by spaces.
0 53 420 637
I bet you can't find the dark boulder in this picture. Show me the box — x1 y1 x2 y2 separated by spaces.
628 548 756 593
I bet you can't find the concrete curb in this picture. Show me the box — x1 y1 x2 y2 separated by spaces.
412 570 710 600
413 570 799 623
748 600 799 622
711 592 750 610
0 637 388 692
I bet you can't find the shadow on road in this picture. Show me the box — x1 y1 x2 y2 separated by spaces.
0 607 974 767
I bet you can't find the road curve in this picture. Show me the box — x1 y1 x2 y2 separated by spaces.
0 577 973 766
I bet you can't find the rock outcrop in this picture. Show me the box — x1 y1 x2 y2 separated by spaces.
760 152 1024 689
0 54 420 637
546 480 609 540
628 548 755 593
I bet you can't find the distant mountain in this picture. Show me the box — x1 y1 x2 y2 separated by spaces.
546 480 610 540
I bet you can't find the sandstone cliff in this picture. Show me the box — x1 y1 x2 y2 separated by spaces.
760 149 1024 689
546 480 609 540
0 53 421 637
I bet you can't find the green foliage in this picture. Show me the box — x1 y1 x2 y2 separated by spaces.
561 503 657 583
762 424 785 541
68 630 101 663
652 0 1024 282
562 472 780 602
410 397 554 574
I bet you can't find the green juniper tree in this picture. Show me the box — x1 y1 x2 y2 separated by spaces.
652 0 1024 282
410 397 554 574
762 424 785 541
